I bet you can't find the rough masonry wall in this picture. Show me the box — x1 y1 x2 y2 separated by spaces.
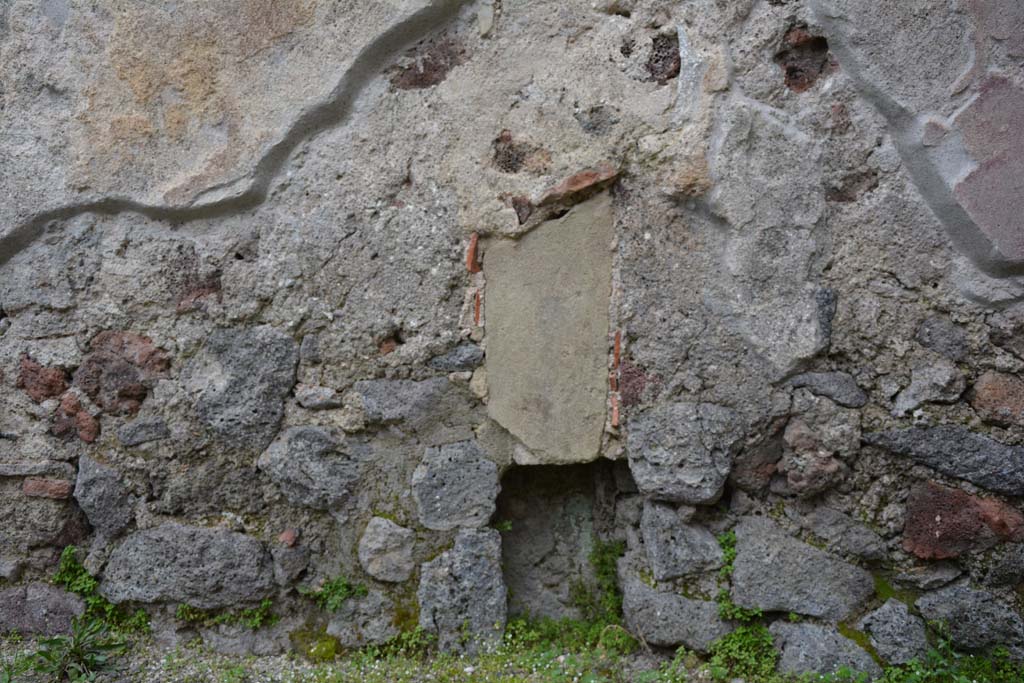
2 0 1024 675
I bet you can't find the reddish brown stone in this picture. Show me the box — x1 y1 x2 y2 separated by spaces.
645 32 680 85
903 481 1024 560
971 371 1024 426
952 76 1024 259
774 26 834 93
72 332 170 416
278 528 299 547
16 355 68 403
967 0 1023 51
22 478 74 500
537 163 619 207
378 336 398 356
619 359 655 407
51 392 100 443
491 130 551 174
389 36 467 90
176 270 222 313
730 425 785 493
74 411 100 443
511 196 533 224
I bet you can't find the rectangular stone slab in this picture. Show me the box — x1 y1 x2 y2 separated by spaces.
484 192 613 464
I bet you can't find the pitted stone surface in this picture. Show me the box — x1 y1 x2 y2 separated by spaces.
418 529 506 654
640 501 722 581
485 193 613 464
0 583 84 636
327 590 400 649
183 326 298 451
100 524 274 610
891 360 965 416
412 440 498 531
621 573 730 652
857 599 929 666
770 622 881 678
116 417 170 447
917 583 1024 657
731 517 873 622
358 516 416 583
865 426 1024 496
74 455 133 539
902 481 1024 559
626 402 742 504
790 372 867 408
258 427 365 511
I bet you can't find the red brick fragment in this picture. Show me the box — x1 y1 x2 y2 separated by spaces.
537 163 619 207
176 270 222 314
903 481 1024 560
389 36 467 90
73 332 170 416
22 478 74 500
971 371 1024 427
278 528 299 547
378 336 398 356
17 355 68 403
619 359 653 407
466 232 482 274
610 394 620 428
51 393 99 443
774 26 834 93
511 196 533 224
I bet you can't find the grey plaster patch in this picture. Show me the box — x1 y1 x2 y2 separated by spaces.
485 193 614 464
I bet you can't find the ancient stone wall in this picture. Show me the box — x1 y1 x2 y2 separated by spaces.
2 0 1024 675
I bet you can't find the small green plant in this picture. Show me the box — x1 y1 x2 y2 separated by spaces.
817 636 1024 683
366 626 437 659
0 653 30 683
175 599 279 630
301 575 368 612
706 624 778 682
30 615 125 682
717 530 737 580
494 519 513 532
54 547 149 635
174 604 207 624
787 612 801 623
640 645 695 683
715 588 762 623
218 664 249 683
